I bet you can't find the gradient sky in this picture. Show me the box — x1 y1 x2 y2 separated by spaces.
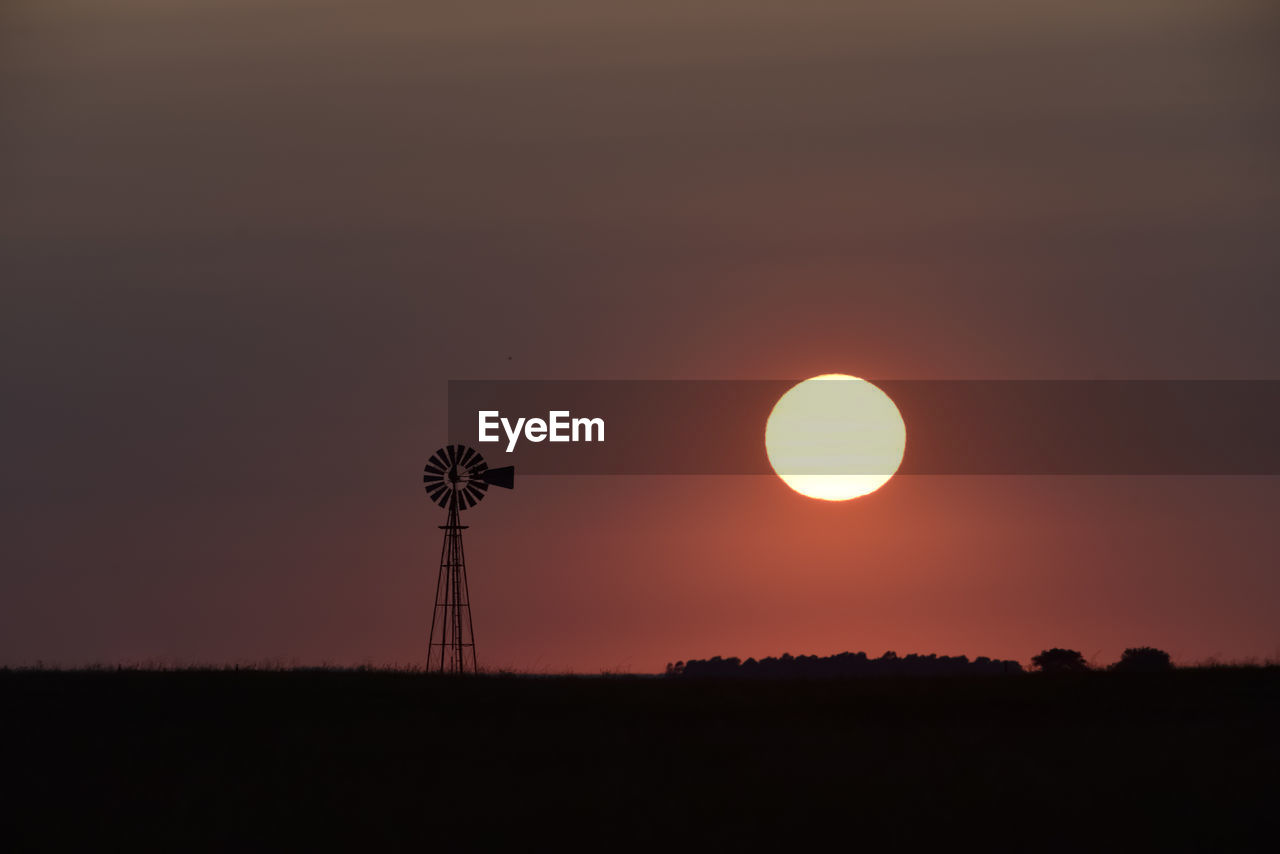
3 0 1278 671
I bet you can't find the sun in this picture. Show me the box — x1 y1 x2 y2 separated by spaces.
765 374 906 501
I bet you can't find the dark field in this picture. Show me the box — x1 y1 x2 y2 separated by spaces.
4 668 1277 850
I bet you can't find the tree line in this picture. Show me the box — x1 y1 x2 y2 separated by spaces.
1030 646 1172 673
665 646 1175 677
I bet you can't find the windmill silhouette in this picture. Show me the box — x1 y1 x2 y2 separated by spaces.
423 444 514 673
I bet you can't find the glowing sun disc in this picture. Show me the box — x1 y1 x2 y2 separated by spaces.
765 374 906 501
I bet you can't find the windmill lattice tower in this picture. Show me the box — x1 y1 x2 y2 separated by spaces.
423 444 514 673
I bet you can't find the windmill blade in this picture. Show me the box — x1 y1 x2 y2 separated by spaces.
481 466 515 490
424 445 509 512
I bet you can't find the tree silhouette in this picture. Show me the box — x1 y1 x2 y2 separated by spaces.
1111 647 1173 672
1031 648 1090 673
669 650 1023 678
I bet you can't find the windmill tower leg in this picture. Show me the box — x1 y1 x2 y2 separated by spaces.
428 492 477 673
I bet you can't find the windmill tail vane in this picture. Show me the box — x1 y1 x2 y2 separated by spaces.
423 444 514 673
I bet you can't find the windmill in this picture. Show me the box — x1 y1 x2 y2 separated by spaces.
423 444 515 673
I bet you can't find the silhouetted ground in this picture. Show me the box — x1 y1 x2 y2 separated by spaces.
3 668 1277 850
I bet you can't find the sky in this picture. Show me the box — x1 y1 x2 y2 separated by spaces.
2 0 1278 671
